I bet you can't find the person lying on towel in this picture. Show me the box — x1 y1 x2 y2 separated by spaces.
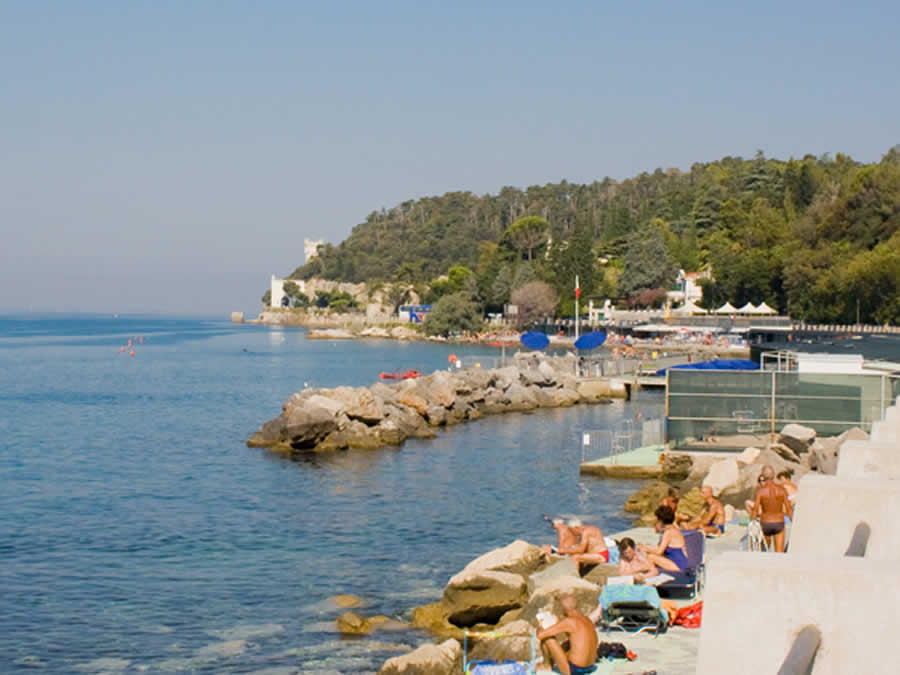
554 519 609 573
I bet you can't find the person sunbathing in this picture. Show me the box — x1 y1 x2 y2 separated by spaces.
536 595 598 675
684 486 726 535
616 537 658 582
540 518 577 561
639 505 689 572
555 519 609 572
750 464 793 552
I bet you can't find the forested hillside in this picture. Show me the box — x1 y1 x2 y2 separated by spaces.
292 148 900 324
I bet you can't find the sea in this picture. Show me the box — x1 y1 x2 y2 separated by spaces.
0 314 663 674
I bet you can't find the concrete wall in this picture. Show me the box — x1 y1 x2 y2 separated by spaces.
838 440 900 480
697 552 900 675
789 475 900 560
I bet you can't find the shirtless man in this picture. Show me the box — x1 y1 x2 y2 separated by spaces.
556 519 609 573
536 595 598 675
540 518 577 561
686 486 726 535
751 464 794 552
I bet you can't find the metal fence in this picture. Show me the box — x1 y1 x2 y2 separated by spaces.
666 370 900 448
580 417 665 463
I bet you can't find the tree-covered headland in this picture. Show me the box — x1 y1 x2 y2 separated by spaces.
292 148 900 325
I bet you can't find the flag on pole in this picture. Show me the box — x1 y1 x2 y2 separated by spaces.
575 275 580 299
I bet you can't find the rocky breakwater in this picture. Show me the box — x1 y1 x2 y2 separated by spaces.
379 540 616 675
623 423 871 525
247 353 627 453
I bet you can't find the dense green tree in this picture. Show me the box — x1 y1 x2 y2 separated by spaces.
261 289 271 306
423 292 483 337
503 216 550 261
619 226 678 301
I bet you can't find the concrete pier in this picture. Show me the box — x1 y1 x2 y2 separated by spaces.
696 394 900 673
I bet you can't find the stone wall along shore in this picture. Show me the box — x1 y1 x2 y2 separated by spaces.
246 352 627 453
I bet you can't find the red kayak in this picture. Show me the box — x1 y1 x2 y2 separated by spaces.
379 369 421 380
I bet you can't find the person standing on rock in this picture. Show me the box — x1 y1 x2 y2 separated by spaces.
555 519 609 573
751 464 793 552
536 595 598 675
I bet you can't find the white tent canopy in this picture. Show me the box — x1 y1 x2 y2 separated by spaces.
671 300 708 315
756 301 777 314
737 302 758 314
715 301 738 314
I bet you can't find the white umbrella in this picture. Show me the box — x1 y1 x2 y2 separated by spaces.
672 300 708 315
756 301 777 314
737 302 757 314
715 302 737 314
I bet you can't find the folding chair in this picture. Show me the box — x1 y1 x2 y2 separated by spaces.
657 529 705 599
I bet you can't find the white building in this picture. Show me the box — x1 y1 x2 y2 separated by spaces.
270 275 307 308
667 268 711 305
304 238 323 263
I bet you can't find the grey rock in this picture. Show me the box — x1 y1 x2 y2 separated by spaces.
778 423 817 454
378 639 462 675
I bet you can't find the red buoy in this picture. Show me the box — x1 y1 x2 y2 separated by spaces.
129 350 135 356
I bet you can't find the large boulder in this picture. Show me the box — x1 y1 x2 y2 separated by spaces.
378 639 462 675
550 387 580 407
778 423 817 454
769 442 802 464
458 367 492 392
425 405 447 426
384 403 430 436
395 391 430 416
462 540 545 577
623 481 671 514
526 559 579 594
416 373 457 408
282 404 339 448
582 562 622 588
490 366 521 391
504 383 538 412
317 420 383 451
302 393 347 417
661 453 693 481
516 576 600 626
702 458 740 496
520 368 552 387
325 387 386 425
737 447 761 465
466 619 534 663
442 570 528 626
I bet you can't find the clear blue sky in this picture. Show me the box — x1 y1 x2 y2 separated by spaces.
2 0 898 315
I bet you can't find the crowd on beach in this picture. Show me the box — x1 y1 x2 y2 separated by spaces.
532 463 795 674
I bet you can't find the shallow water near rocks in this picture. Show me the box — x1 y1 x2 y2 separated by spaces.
0 314 662 673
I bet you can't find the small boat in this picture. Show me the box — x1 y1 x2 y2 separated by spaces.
379 369 421 380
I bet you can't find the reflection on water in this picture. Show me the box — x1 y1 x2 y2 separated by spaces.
0 316 662 673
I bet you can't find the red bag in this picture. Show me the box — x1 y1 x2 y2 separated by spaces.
673 601 703 628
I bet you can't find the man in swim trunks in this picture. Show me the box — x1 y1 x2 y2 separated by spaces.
751 464 794 552
536 595 598 674
685 486 726 535
541 518 577 561
556 519 609 573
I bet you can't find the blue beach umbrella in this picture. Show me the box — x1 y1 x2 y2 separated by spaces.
574 331 607 350
520 331 550 350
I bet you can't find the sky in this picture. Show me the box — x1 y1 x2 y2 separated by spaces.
1 0 898 315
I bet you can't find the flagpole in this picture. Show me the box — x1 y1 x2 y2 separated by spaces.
575 275 579 376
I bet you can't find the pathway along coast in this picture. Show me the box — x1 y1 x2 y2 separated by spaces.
247 352 627 454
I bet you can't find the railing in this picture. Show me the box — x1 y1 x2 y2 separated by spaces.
580 417 665 463
666 370 900 448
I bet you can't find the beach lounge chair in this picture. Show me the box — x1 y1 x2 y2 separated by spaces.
597 584 667 636
657 529 705 599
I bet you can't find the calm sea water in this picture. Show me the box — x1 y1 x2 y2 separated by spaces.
0 315 662 674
